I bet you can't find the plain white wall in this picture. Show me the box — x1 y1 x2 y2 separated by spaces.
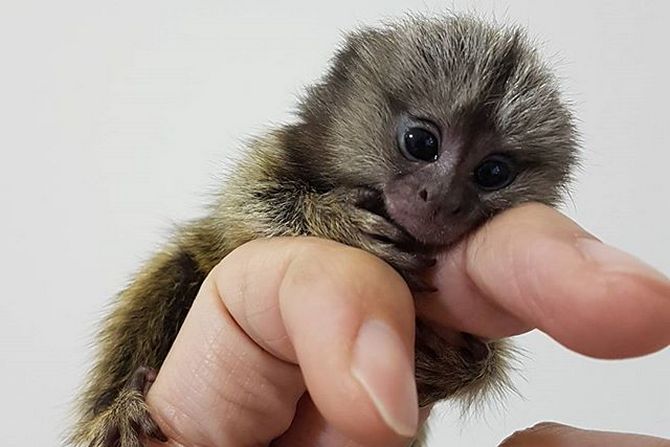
0 0 668 445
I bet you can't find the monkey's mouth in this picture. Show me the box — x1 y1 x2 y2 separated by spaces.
360 186 471 248
358 187 436 248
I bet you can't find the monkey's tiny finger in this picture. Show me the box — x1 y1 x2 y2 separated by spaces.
402 271 438 294
350 186 384 210
411 255 437 270
363 241 431 274
127 366 157 396
357 212 412 244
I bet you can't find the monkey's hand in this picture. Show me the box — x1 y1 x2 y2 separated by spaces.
308 186 436 291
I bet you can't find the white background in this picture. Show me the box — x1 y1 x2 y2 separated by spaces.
0 0 668 445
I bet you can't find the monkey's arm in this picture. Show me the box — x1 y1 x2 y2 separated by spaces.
70 247 207 447
219 177 435 289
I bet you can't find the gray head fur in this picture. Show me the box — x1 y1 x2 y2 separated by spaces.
285 14 578 246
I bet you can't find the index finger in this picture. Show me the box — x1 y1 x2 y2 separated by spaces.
419 203 670 359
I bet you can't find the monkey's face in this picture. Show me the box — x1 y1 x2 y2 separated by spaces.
301 16 578 247
383 119 517 246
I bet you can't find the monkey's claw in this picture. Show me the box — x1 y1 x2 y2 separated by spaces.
402 271 438 293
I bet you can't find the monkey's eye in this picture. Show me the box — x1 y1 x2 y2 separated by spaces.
399 127 439 162
473 155 516 191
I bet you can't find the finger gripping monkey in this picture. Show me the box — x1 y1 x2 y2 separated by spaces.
69 14 578 447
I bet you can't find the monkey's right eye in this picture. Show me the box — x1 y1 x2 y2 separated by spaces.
399 127 440 162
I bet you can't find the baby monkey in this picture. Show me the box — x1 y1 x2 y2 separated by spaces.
70 14 578 447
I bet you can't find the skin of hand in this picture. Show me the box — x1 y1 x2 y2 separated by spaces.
144 203 670 447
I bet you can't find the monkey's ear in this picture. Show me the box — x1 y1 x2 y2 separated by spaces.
487 28 526 94
329 27 387 78
297 27 388 117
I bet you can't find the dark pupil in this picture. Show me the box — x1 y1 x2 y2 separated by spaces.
404 127 438 162
474 158 513 190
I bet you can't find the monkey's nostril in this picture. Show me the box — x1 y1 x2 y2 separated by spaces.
419 189 428 201
451 205 462 215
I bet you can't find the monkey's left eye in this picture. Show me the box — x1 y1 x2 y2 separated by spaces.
473 155 517 191
399 127 440 162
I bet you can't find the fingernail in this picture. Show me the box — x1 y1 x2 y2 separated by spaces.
351 320 418 437
576 238 668 282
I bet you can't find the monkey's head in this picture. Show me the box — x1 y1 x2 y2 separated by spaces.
295 15 579 247
285 14 580 408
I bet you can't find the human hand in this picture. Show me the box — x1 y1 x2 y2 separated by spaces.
144 203 670 446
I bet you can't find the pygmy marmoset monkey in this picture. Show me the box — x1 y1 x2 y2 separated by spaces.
70 14 579 447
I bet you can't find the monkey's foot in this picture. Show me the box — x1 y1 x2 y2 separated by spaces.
88 366 167 447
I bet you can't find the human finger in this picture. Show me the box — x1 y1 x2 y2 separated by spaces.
146 237 419 447
418 203 670 358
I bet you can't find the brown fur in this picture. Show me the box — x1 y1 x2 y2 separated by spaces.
69 14 578 446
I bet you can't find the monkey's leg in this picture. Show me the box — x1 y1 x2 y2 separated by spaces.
70 247 207 447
